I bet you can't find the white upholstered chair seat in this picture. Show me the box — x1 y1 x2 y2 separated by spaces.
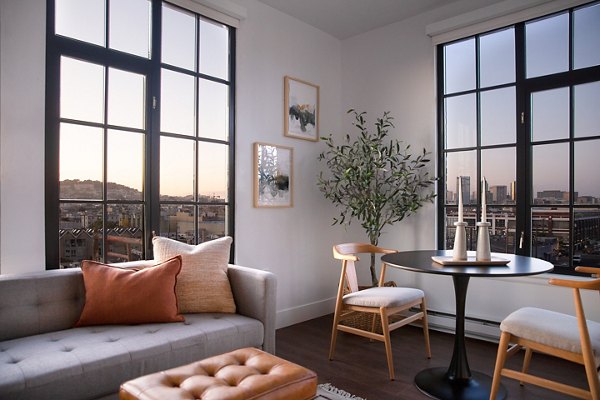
343 287 424 308
501 306 600 365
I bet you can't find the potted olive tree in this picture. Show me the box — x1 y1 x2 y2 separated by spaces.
318 110 436 286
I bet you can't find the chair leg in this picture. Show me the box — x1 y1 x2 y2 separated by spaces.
420 299 432 358
380 308 395 380
329 311 341 361
582 347 600 400
520 347 532 386
490 331 511 400
370 313 378 334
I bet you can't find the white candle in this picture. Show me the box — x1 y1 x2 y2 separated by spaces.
482 177 487 223
458 177 463 223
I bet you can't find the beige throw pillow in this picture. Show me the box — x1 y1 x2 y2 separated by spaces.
152 236 236 313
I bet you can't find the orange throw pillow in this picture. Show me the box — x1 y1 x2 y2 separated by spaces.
75 256 184 327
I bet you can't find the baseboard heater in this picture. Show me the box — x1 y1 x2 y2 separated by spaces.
412 308 502 343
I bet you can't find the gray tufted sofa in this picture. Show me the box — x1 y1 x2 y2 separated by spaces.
0 262 276 400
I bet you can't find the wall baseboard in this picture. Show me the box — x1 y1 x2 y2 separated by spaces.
426 309 501 343
277 301 502 344
277 297 336 329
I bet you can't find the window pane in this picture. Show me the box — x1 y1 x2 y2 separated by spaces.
444 38 475 94
108 68 145 129
199 18 229 80
481 87 516 146
574 81 600 138
105 204 144 263
526 13 569 78
160 137 194 199
55 0 105 46
574 2 600 69
161 69 195 136
575 140 600 204
159 204 195 242
481 147 516 205
162 3 196 71
532 143 569 204
198 205 228 242
445 151 477 205
198 79 229 140
59 203 103 267
444 207 477 251
531 207 570 267
198 142 228 201
445 94 476 149
109 0 151 58
574 208 600 268
488 207 517 253
107 130 144 200
60 57 105 123
59 123 103 200
480 28 515 88
531 87 569 142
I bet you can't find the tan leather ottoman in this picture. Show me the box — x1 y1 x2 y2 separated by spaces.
119 347 317 400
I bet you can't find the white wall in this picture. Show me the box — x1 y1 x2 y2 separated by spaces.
340 0 600 331
231 0 357 327
0 0 47 275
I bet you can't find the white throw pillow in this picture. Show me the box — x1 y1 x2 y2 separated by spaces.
152 236 236 313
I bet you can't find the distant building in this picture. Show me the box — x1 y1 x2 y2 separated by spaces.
510 181 516 202
578 196 599 205
535 190 578 204
490 185 508 204
457 176 470 204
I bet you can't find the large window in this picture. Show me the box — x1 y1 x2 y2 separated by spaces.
45 0 235 268
438 2 600 274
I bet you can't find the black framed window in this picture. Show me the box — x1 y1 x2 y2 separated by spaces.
437 1 600 275
45 0 235 268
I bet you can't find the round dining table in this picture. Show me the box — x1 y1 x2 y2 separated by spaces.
381 250 554 400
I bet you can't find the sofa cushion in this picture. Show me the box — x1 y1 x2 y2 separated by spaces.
76 256 184 327
0 269 85 341
152 236 236 313
0 314 264 400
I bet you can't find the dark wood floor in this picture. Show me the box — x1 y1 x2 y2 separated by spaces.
276 314 588 400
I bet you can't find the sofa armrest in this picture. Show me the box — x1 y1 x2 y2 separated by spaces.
227 264 277 354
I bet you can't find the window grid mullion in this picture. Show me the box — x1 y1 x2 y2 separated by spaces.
193 16 200 244
475 35 482 223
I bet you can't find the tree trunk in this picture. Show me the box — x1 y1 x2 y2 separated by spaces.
369 237 378 286
369 252 378 286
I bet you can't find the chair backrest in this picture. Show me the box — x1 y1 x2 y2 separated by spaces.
332 243 395 294
547 266 600 396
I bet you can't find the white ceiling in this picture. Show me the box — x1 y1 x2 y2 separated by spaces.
257 0 463 39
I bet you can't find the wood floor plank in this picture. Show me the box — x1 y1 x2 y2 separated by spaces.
276 314 589 399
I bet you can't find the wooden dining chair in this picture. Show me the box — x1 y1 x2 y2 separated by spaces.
489 266 600 400
328 243 431 380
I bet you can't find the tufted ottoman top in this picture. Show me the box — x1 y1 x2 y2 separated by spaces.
120 347 317 400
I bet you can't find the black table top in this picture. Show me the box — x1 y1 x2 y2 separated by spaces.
381 250 554 277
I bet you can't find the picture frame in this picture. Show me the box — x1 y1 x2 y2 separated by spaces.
253 142 294 208
284 76 319 141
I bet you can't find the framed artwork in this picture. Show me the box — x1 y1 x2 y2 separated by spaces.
284 76 319 141
254 143 293 208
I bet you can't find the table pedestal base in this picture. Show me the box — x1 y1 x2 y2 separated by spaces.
415 367 507 400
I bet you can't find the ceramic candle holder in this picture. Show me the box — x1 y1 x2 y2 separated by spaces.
453 222 468 261
476 222 491 261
